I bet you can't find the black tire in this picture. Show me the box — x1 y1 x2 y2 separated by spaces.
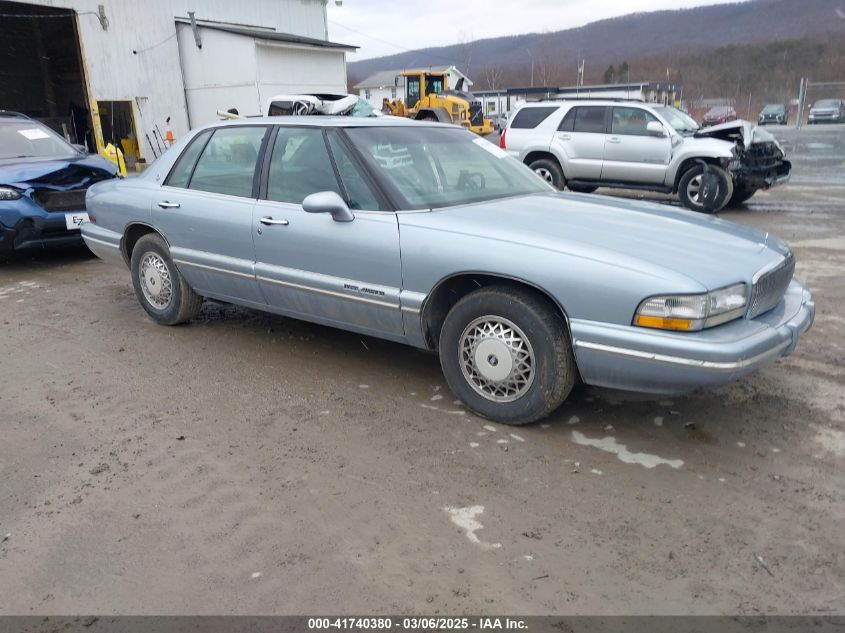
528 158 565 190
726 186 756 208
439 286 576 425
567 184 598 194
130 233 203 325
677 163 733 213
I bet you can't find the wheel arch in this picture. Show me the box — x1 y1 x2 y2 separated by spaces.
671 156 722 193
420 272 573 352
121 223 169 267
523 150 566 175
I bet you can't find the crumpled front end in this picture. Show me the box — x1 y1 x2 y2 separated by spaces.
696 120 791 191
0 156 117 254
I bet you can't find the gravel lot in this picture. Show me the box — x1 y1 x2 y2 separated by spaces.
1 124 843 615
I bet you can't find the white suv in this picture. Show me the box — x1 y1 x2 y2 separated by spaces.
500 100 791 212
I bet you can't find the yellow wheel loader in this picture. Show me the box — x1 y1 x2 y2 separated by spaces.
382 70 494 136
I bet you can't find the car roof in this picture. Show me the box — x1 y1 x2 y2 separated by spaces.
198 115 456 131
516 100 650 108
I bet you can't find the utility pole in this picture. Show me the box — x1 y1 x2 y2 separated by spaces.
525 48 534 87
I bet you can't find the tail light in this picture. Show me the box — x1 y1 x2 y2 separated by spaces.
499 128 506 149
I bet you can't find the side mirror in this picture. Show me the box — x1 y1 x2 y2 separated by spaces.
72 143 88 154
302 191 354 222
646 121 666 137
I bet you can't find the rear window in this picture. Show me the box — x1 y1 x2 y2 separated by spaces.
509 107 558 129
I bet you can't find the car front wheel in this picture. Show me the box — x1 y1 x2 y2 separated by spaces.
439 286 576 425
528 158 565 190
130 233 203 325
678 163 733 213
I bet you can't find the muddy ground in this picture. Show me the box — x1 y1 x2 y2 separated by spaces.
1 124 843 615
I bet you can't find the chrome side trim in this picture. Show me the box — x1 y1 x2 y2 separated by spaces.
173 258 255 280
401 305 421 314
574 339 790 371
256 275 397 309
83 235 119 249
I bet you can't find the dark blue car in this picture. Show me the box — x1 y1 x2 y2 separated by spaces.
0 112 118 257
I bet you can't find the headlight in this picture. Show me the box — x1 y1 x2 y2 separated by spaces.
634 283 747 331
0 187 22 201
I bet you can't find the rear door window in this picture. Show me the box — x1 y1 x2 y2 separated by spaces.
188 126 268 198
572 107 608 134
558 108 577 132
165 130 212 188
510 107 558 129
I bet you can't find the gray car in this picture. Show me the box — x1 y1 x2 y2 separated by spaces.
82 117 814 425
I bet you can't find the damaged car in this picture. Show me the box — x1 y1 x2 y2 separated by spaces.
0 112 118 257
501 100 791 212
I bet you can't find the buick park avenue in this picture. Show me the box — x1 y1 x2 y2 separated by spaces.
82 118 814 424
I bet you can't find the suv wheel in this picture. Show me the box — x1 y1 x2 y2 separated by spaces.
726 186 756 208
528 158 565 190
439 286 576 425
678 164 733 213
567 185 598 194
131 233 203 325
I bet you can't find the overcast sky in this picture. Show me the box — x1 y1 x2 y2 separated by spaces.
327 0 751 61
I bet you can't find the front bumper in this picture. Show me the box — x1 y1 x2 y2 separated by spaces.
570 277 814 394
0 211 84 253
733 159 791 190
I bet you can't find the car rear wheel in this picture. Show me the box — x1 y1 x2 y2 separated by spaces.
439 286 576 425
528 158 565 190
678 163 733 213
130 233 203 325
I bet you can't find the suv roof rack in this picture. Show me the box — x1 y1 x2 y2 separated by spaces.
0 110 31 119
537 97 646 103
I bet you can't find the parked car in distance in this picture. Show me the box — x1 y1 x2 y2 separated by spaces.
82 118 813 425
0 112 118 258
758 103 788 125
501 100 791 212
808 99 845 124
701 105 737 126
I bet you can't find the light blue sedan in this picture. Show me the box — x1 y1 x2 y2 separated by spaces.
82 118 814 425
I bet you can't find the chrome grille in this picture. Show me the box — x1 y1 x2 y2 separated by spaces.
749 252 794 318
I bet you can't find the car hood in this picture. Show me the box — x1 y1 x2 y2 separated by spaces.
694 119 775 147
404 192 789 290
0 154 117 189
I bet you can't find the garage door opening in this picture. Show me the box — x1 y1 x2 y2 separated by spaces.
97 100 140 170
0 1 94 151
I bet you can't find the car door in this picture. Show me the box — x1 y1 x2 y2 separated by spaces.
252 125 405 341
551 106 607 180
152 125 268 305
601 106 672 184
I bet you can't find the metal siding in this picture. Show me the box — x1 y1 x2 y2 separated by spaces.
15 0 339 155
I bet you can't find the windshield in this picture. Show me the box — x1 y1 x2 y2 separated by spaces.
0 120 78 160
652 106 700 134
762 104 784 113
814 99 839 108
345 126 552 209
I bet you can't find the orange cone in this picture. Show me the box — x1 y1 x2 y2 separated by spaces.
165 117 174 145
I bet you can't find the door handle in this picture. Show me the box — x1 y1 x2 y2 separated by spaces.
259 217 289 226
158 201 180 209
558 134 571 140
607 137 621 144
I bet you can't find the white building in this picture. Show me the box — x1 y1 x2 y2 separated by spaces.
353 65 472 110
0 0 355 165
